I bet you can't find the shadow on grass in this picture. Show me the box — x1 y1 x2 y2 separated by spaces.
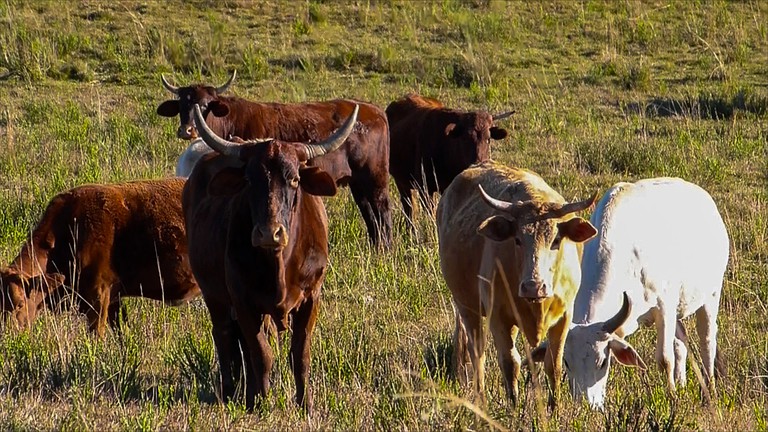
624 92 768 119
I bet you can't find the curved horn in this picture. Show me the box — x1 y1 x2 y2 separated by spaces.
193 104 243 158
492 110 515 121
302 104 359 160
551 191 599 218
161 74 179 95
215 70 237 94
602 292 631 334
478 184 522 212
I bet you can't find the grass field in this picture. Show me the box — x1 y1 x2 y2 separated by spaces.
0 0 766 430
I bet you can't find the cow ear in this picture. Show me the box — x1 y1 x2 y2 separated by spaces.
445 123 463 137
477 215 517 242
209 167 246 196
299 166 338 197
490 127 508 140
156 100 180 117
558 217 597 243
608 338 647 370
209 100 230 117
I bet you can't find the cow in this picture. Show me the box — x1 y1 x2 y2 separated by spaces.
175 138 211 177
0 178 200 336
183 102 358 411
534 178 729 409
436 160 597 408
157 71 393 248
386 94 512 228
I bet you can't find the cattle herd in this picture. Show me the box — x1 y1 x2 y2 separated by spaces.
0 71 730 413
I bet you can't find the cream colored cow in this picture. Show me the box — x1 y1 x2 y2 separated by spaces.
437 161 597 407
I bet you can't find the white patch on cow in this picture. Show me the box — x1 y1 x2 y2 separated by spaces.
176 138 214 178
563 177 729 409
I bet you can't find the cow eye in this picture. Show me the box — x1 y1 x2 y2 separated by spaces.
514 237 522 246
289 178 299 189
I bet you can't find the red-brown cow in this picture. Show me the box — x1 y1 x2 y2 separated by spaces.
183 103 358 411
386 94 512 228
0 178 200 336
158 71 392 248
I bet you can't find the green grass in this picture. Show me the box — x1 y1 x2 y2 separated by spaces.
0 0 767 430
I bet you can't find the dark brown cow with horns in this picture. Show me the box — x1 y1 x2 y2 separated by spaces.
183 102 358 411
158 71 392 248
386 94 513 228
0 178 200 336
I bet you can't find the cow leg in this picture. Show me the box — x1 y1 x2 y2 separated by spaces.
394 181 416 233
235 312 273 411
455 304 486 402
290 295 320 412
490 321 521 403
349 172 393 248
653 306 677 395
543 312 570 410
673 319 688 386
78 270 111 338
695 299 719 397
206 301 241 403
452 312 471 386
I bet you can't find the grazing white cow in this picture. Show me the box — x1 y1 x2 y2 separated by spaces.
175 138 214 177
533 177 729 409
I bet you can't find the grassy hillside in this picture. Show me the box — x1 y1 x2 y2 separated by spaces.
0 0 766 430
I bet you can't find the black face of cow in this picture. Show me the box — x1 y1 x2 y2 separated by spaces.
208 143 337 252
244 143 300 251
157 86 230 140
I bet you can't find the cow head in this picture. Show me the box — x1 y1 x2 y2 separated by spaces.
0 268 64 329
529 292 647 409
156 71 237 139
475 185 597 300
438 111 511 190
193 102 358 251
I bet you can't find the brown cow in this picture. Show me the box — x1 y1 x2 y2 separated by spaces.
183 103 358 411
0 178 200 336
157 71 392 248
437 161 597 408
386 94 512 228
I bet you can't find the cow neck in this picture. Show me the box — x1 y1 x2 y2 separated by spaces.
10 230 53 279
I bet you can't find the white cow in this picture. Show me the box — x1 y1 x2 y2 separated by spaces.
534 177 729 409
175 138 214 177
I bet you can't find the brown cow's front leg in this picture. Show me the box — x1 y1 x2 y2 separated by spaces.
290 294 320 412
235 311 274 411
79 270 111 338
543 312 570 411
205 300 241 403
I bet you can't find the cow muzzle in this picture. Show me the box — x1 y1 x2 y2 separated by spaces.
177 125 197 140
519 280 552 302
252 224 289 250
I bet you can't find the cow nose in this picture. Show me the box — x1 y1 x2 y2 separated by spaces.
252 224 288 249
177 126 196 140
519 280 552 300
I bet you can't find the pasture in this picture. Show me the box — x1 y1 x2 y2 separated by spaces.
0 0 766 430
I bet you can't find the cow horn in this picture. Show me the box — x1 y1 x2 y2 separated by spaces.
302 104 359 160
492 110 515 121
551 191 599 218
193 104 244 158
161 74 180 95
602 292 631 334
215 70 237 94
478 184 524 213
